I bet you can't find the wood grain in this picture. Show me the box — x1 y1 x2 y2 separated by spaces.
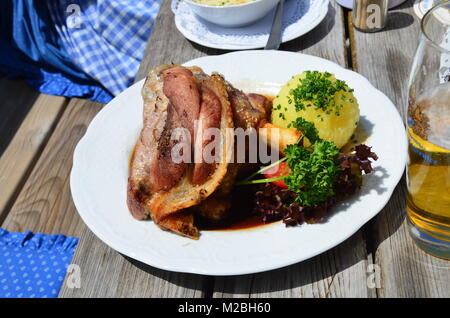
0 93 68 223
350 1 450 297
214 231 374 297
59 228 209 298
1 98 102 237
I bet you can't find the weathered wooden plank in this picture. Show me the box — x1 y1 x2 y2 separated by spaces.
350 2 450 297
62 0 374 298
1 98 101 236
0 90 68 223
213 0 376 298
61 0 213 297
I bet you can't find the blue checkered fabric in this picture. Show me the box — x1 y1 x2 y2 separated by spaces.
48 0 162 96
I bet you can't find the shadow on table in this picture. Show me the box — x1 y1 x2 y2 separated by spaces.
0 78 39 157
189 42 229 56
282 2 336 52
378 0 416 32
383 12 415 32
123 254 213 294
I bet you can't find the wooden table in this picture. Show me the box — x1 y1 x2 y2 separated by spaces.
1 0 449 298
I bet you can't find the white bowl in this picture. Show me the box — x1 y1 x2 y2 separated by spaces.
184 0 280 28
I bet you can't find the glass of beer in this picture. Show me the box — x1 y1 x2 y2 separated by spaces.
406 1 450 259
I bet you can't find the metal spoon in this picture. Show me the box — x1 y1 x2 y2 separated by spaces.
264 0 285 50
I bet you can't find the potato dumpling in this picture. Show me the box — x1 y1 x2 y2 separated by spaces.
271 71 360 149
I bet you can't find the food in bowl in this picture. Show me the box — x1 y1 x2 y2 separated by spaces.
184 0 280 28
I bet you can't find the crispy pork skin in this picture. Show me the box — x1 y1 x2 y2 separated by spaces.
158 212 198 238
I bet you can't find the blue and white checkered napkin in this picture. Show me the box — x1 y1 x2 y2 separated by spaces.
0 229 78 298
48 0 162 96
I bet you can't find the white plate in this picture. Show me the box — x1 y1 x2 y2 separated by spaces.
173 0 329 50
71 51 407 276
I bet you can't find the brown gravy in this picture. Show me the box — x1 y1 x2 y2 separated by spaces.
201 216 277 231
196 184 276 231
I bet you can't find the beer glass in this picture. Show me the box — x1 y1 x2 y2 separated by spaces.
406 1 450 259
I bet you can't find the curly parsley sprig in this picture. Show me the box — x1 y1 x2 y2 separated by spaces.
284 139 340 206
238 118 342 207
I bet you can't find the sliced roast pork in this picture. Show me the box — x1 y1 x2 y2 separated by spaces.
127 64 234 238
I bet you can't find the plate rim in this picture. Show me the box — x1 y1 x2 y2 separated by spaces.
174 0 330 50
70 50 407 275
